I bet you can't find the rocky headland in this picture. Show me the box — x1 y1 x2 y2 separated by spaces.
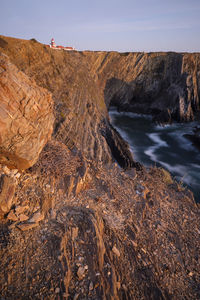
0 35 200 299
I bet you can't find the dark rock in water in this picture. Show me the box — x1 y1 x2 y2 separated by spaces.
153 109 172 125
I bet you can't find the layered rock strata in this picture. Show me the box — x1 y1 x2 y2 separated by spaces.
0 52 54 170
86 51 200 123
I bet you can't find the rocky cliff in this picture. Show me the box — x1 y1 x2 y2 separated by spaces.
84 51 200 123
0 36 200 300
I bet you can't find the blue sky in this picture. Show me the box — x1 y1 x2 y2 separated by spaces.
1 0 200 52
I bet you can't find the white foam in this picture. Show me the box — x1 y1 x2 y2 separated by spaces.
190 163 200 170
109 108 152 120
148 133 168 147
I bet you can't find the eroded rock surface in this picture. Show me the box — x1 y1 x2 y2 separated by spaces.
0 52 54 170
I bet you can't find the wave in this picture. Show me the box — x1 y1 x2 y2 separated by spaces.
109 107 152 120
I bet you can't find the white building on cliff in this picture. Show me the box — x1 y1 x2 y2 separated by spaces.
49 38 76 51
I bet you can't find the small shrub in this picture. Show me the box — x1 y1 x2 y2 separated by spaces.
160 168 173 185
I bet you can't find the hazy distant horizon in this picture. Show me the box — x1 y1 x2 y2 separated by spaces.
1 0 200 52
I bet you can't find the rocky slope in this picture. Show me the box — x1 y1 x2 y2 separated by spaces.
0 36 200 299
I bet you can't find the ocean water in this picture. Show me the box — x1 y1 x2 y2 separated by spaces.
109 107 200 202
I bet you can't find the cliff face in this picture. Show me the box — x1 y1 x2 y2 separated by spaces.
84 51 200 123
0 36 200 299
0 36 135 169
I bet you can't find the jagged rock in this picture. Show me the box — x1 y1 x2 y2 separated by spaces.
15 205 29 215
28 210 44 223
0 174 16 215
17 222 38 231
0 52 54 170
7 210 18 221
18 214 29 222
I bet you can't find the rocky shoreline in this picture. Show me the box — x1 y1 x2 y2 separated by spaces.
0 35 200 299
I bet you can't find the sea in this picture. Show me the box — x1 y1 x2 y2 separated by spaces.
109 107 200 202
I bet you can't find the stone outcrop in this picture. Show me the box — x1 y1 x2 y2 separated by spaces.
0 36 200 299
0 52 54 170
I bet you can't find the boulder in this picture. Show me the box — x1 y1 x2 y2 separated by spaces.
0 53 54 170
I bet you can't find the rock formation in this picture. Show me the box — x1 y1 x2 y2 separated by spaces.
0 52 54 170
86 51 200 123
0 35 200 299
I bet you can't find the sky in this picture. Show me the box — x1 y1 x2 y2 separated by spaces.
1 0 200 52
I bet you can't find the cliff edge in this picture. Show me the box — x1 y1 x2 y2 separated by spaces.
0 36 200 300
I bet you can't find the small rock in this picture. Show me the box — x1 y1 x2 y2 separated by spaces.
19 214 29 222
112 245 120 257
15 205 29 215
17 222 38 231
77 266 85 280
2 166 10 175
10 169 18 177
0 175 17 213
15 172 21 179
7 210 18 221
55 287 60 294
131 240 137 247
28 210 44 223
9 221 18 229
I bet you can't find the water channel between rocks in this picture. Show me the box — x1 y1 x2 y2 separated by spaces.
109 107 200 202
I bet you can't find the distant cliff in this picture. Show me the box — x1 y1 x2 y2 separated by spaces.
0 36 200 300
84 51 200 123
